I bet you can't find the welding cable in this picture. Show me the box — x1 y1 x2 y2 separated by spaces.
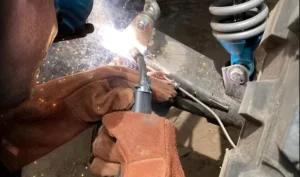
178 86 237 149
146 65 237 148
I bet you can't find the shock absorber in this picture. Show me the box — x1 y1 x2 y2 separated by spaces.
209 0 269 98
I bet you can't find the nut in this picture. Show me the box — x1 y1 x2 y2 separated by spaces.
228 65 249 84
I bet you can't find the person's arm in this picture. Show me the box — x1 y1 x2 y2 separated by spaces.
0 0 58 110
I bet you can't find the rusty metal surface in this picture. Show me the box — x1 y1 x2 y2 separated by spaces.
22 128 95 177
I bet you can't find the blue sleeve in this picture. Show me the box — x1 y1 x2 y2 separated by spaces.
55 0 94 38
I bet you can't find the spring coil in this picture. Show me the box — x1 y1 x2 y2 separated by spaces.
209 0 269 41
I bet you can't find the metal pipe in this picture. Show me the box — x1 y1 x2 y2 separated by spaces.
136 54 148 87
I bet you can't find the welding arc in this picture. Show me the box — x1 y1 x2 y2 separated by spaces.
178 87 237 149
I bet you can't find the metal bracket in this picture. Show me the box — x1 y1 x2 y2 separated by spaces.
222 64 249 100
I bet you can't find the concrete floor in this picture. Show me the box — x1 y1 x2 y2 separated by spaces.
168 108 239 177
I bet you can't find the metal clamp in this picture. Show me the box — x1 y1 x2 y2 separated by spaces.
125 0 160 54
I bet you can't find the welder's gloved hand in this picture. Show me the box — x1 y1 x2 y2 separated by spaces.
0 66 176 171
91 112 185 177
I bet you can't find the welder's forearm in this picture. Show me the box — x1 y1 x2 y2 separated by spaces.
0 0 58 110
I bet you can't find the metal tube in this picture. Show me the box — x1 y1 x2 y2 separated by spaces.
136 54 148 86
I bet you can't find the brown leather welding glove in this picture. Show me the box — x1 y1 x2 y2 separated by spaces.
90 112 185 177
0 66 176 171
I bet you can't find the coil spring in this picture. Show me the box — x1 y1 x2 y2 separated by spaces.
209 0 269 41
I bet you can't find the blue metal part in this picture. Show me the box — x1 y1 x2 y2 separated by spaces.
219 35 262 76
55 0 94 36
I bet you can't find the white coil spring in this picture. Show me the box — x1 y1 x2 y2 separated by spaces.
209 0 269 41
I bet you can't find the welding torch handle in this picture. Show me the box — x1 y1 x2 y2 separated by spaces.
131 90 152 114
136 54 148 85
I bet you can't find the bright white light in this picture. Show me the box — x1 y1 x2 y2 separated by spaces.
99 24 146 59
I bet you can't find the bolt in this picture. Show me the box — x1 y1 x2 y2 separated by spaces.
228 66 248 84
137 18 149 31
